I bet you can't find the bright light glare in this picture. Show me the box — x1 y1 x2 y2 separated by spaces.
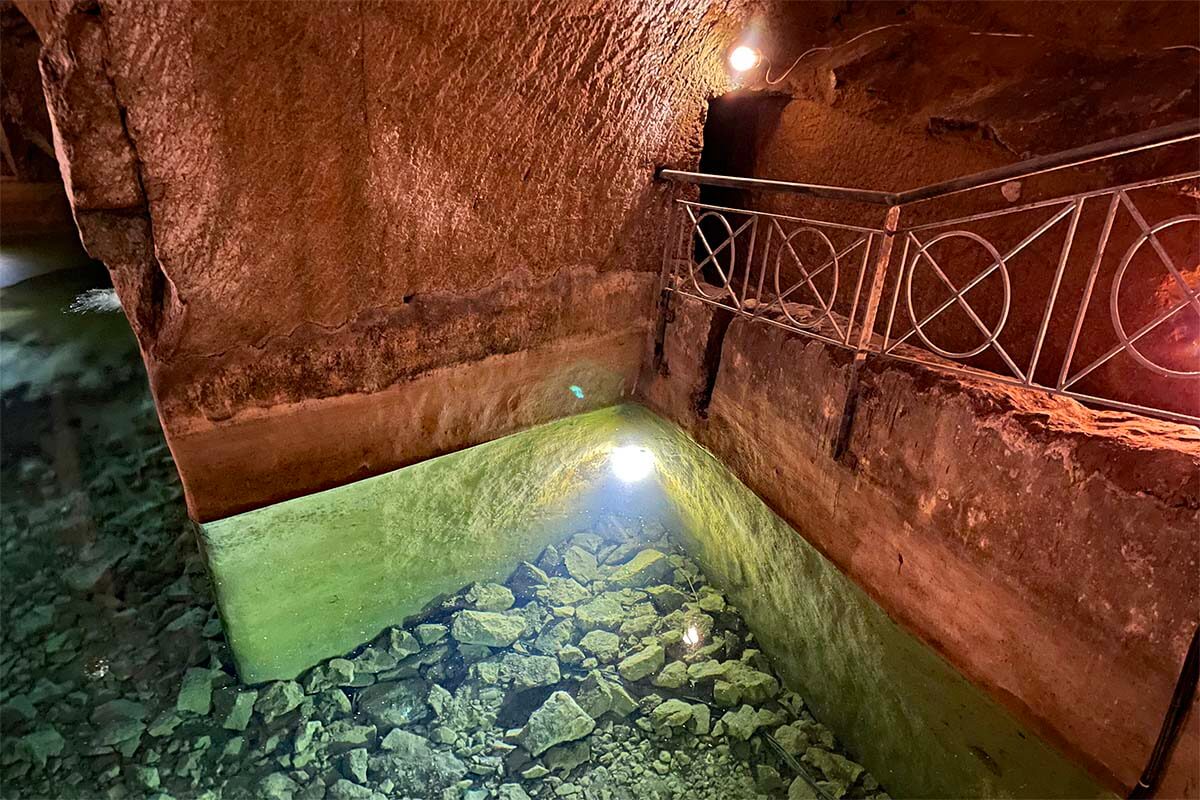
728 45 761 72
610 445 654 483
683 625 701 646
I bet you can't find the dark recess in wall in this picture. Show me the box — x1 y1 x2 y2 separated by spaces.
695 92 791 267
690 92 789 417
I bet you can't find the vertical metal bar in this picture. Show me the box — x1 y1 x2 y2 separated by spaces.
881 234 910 352
1026 198 1084 385
845 234 874 347
754 219 772 310
833 205 901 463
650 199 682 378
1057 192 1120 390
741 215 759 310
852 206 902 357
660 201 680 283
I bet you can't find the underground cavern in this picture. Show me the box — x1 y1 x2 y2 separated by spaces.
0 2 1198 799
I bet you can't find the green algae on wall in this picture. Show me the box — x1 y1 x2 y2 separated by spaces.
637 407 1111 800
200 406 635 684
201 401 1110 799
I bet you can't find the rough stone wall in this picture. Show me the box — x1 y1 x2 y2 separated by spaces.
641 295 1200 797
1 2 58 181
22 0 753 520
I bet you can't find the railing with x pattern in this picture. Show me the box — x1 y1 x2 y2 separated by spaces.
663 200 883 350
658 120 1200 426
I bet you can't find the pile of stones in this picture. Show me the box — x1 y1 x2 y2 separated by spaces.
0 365 887 799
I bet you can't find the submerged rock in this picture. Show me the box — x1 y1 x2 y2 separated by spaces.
537 577 590 607
574 670 614 719
563 546 601 584
18 727 64 767
467 582 516 611
534 618 576 655
544 738 591 773
508 562 550 601
176 667 214 714
653 660 689 689
805 746 866 786
574 596 624 631
452 610 526 647
498 652 561 689
327 779 381 800
649 698 693 728
255 680 304 723
358 679 430 728
354 646 398 674
607 550 673 588
92 698 148 747
617 644 665 682
414 623 448 646
789 777 821 800
370 728 467 794
518 691 596 756
219 689 257 731
578 630 620 663
720 705 783 741
646 584 688 613
258 772 299 800
498 783 533 800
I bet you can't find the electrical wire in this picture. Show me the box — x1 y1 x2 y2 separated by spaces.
763 24 904 85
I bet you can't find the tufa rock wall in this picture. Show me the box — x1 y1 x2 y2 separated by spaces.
21 0 753 520
640 295 1200 797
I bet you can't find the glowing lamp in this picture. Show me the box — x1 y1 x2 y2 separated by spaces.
610 445 654 483
728 45 761 73
683 625 701 646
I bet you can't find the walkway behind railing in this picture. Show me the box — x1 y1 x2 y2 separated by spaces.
656 120 1200 426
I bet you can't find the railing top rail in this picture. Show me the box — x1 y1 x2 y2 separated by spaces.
893 118 1200 205
657 169 896 206
900 170 1200 233
659 119 1200 208
676 198 886 234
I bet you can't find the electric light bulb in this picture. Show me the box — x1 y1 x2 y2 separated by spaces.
728 45 761 73
610 445 654 483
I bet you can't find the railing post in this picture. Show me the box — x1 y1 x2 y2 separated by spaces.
650 196 682 377
833 204 901 462
852 205 902 361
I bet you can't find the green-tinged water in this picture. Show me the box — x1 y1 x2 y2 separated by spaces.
0 265 1109 800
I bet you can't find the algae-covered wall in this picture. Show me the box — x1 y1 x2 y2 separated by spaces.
203 401 1110 799
640 408 1110 800
201 406 663 684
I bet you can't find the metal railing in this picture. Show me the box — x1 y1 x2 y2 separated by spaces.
658 120 1200 426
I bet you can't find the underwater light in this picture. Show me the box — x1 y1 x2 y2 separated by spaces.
683 625 701 646
610 445 654 483
728 45 761 73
